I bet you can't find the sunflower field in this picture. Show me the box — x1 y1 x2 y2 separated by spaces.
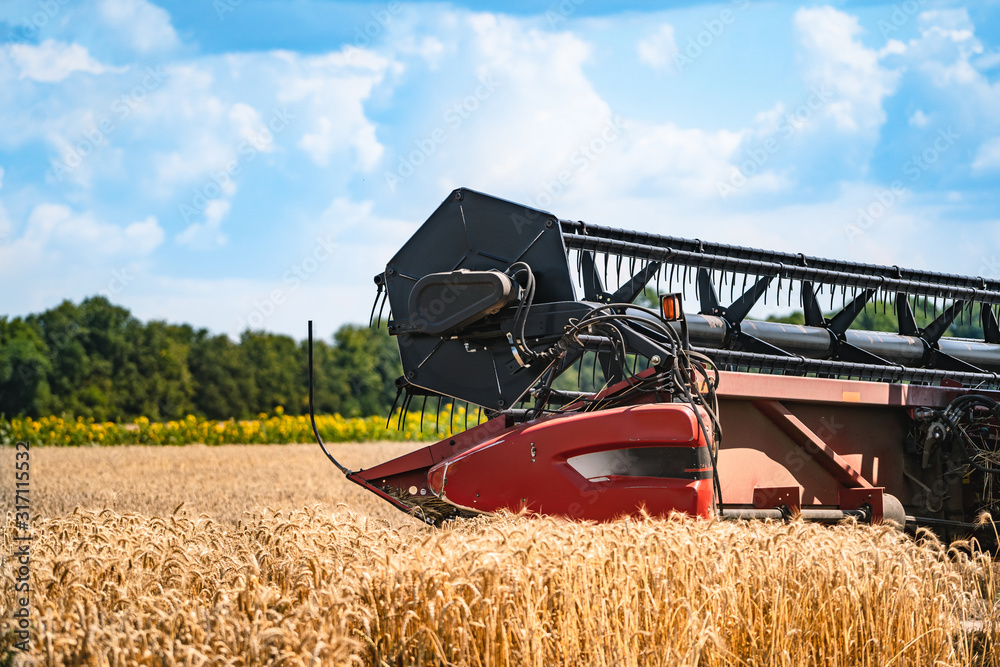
0 404 485 447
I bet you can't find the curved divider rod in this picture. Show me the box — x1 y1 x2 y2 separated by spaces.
308 322 432 522
308 320 353 475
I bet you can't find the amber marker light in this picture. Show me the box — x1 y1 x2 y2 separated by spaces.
660 293 683 322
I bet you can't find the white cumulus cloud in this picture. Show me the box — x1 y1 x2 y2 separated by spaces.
7 40 125 83
973 137 1000 172
177 199 231 249
794 6 900 133
99 0 180 53
637 24 679 70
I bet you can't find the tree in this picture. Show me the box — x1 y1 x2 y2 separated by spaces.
188 330 256 419
2 297 407 420
320 324 402 417
241 330 303 415
0 317 51 417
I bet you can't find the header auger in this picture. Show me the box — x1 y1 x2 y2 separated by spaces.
312 187 1000 539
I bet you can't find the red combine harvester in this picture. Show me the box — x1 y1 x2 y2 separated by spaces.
309 188 1000 538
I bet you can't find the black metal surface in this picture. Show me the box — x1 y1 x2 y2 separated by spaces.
562 233 1000 307
561 219 1000 379
561 219 1000 297
407 270 515 335
383 189 579 409
567 446 713 481
381 188 1000 409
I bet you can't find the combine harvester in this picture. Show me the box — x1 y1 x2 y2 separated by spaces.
309 188 1000 539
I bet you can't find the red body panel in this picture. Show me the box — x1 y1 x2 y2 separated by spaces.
426 404 714 520
353 371 995 526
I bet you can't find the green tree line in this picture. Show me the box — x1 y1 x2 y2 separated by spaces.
0 296 402 421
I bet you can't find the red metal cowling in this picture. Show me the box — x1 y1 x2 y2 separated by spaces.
427 403 715 521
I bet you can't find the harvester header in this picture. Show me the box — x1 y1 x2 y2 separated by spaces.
311 188 1000 539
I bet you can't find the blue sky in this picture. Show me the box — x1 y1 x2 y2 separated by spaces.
1 0 999 339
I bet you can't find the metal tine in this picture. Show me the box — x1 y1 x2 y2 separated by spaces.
464 401 469 431
668 263 675 291
730 271 736 303
683 265 689 299
616 254 622 290
592 349 599 390
376 289 389 327
368 280 384 327
776 274 782 306
402 390 413 430
399 391 414 431
435 394 442 433
629 255 635 278
420 394 428 432
603 252 609 288
386 387 403 430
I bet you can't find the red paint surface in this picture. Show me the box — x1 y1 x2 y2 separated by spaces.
427 403 714 520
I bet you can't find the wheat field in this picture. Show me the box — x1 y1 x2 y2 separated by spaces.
1 443 999 666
